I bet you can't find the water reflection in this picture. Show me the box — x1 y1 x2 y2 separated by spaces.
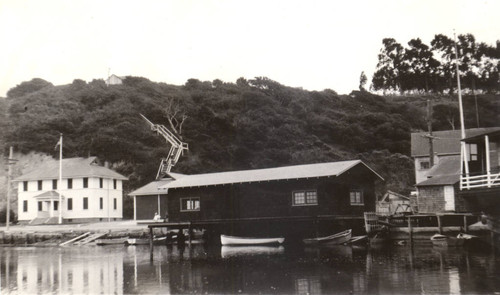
221 245 285 258
1 246 123 294
0 243 499 294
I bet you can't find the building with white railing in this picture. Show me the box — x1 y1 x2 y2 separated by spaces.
459 129 500 215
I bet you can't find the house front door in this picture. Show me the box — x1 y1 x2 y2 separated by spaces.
444 186 455 211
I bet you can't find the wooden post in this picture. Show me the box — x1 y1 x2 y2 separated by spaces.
408 216 413 244
188 222 192 247
437 215 443 234
314 218 319 238
149 227 154 261
6 147 13 231
463 215 468 233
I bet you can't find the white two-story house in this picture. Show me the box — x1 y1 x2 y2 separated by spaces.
14 157 127 224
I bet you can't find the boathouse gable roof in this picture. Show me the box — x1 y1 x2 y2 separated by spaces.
415 156 460 186
159 160 383 190
13 157 127 181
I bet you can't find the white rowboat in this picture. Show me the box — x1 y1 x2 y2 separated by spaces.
220 235 285 246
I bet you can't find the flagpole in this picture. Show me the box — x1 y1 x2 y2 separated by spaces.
58 133 63 224
454 30 469 187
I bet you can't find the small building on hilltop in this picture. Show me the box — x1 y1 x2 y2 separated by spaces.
130 160 384 236
105 74 124 86
14 157 127 224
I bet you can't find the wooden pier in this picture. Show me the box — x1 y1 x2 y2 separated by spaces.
146 215 365 259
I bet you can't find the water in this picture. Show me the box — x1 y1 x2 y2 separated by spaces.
0 242 499 294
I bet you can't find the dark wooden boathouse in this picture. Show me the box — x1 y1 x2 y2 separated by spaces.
130 160 384 241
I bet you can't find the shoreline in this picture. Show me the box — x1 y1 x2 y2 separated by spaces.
0 220 154 246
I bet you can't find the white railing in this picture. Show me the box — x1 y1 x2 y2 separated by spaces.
460 172 500 190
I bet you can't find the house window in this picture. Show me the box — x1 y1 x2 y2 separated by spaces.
23 200 28 212
350 190 364 205
113 198 117 210
99 178 103 188
83 178 88 188
38 201 43 211
420 161 430 170
83 197 88 210
23 181 28 191
38 180 43 191
68 179 73 189
99 197 103 210
67 198 73 210
180 198 200 212
54 201 59 211
113 179 117 189
52 179 57 190
292 190 318 206
466 143 478 161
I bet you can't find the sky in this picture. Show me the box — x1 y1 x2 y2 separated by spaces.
0 0 499 97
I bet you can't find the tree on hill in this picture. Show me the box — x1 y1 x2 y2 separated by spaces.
6 78 53 99
4 75 499 218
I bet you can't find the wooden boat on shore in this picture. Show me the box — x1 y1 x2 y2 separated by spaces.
346 235 368 245
95 237 128 246
220 235 285 246
126 236 167 245
303 229 352 246
430 233 465 247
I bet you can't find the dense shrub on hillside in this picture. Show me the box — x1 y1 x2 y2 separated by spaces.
3 76 499 209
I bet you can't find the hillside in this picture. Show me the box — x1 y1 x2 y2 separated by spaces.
1 77 498 218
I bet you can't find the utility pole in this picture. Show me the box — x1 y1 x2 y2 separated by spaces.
6 147 15 231
427 99 434 167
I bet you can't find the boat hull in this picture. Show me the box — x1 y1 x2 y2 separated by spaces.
303 229 352 245
95 238 128 246
431 234 465 247
220 235 284 246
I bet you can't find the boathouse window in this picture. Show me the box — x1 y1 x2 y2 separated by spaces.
23 181 28 191
180 198 200 212
83 177 88 188
420 160 430 170
52 179 57 190
23 200 28 212
99 178 103 188
350 190 364 205
68 178 73 189
99 197 103 210
38 180 43 191
292 190 318 206
67 198 73 210
466 143 478 161
83 197 88 210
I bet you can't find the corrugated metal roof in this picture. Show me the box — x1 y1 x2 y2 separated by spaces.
13 157 127 181
159 160 383 190
128 179 172 196
411 127 500 157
